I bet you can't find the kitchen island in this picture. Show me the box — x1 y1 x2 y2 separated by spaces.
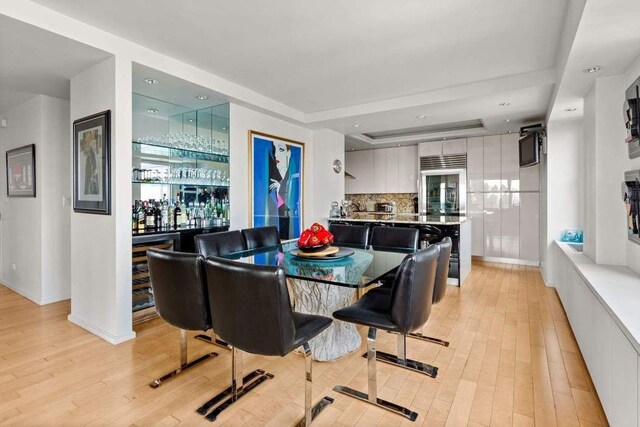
328 213 471 285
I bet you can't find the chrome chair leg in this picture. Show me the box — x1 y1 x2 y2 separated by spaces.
295 342 334 427
388 330 450 347
196 346 274 421
195 329 232 350
365 333 438 378
149 329 218 389
334 328 418 421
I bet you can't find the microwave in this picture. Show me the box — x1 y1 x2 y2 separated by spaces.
624 78 640 158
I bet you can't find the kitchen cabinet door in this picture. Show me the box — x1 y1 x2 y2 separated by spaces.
483 192 502 257
373 149 386 193
358 150 375 194
501 133 520 191
467 192 484 256
467 137 484 193
519 192 539 261
418 140 443 157
520 163 540 191
385 148 399 193
483 135 501 192
398 145 418 193
345 151 357 194
500 192 520 259
610 324 637 427
442 138 467 155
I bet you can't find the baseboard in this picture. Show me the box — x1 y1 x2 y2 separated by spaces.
67 314 136 345
1 279 42 305
472 256 540 267
40 293 71 305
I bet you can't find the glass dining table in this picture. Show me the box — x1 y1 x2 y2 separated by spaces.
221 240 415 361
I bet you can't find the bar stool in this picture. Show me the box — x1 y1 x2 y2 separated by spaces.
241 226 281 249
198 257 334 424
146 249 219 388
194 230 247 350
328 223 369 248
332 245 440 421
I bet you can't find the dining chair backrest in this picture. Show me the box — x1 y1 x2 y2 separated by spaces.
370 226 419 250
241 226 281 250
432 237 452 304
203 256 296 356
389 244 440 334
146 249 212 331
195 230 246 258
328 224 369 248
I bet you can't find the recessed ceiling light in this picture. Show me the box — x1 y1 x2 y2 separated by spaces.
196 95 208 100
504 119 511 122
188 119 194 123
143 78 159 85
442 137 447 140
416 114 426 119
582 65 603 73
353 124 360 128
499 102 511 107
147 108 159 113
564 107 577 112
397 144 401 146
222 126 227 130
508 130 512 134
352 148 356 151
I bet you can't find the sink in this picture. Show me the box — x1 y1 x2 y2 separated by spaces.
568 243 583 252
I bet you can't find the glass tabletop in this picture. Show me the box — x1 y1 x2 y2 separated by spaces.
221 241 415 288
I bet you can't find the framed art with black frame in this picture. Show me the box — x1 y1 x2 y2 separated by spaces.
6 144 36 197
73 110 111 214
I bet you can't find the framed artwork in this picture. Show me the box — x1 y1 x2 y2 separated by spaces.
6 144 36 197
73 110 111 214
249 130 304 240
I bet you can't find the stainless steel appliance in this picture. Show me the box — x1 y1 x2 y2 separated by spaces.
376 202 396 214
418 154 467 216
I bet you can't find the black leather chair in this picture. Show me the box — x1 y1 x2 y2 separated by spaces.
197 257 334 424
328 223 369 248
241 226 281 250
194 230 246 258
370 226 419 250
146 249 219 388
377 237 452 347
194 230 247 349
332 245 440 421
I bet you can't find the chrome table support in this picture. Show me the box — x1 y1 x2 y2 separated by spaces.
364 334 438 378
195 330 232 351
295 343 334 427
150 328 218 389
196 347 273 422
389 330 450 347
334 328 418 422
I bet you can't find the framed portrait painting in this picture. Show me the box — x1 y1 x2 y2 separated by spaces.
73 110 111 214
249 130 304 240
6 144 36 197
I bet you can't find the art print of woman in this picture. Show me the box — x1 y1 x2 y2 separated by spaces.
251 133 303 240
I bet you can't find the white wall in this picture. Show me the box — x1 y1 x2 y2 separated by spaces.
0 95 71 304
311 129 345 225
541 117 584 284
69 56 135 344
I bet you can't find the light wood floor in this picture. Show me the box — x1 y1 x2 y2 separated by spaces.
0 262 608 426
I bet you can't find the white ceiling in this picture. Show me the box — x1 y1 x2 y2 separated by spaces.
0 14 110 115
22 0 570 148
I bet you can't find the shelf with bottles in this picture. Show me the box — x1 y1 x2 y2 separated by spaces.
132 140 229 163
133 196 231 234
132 167 229 187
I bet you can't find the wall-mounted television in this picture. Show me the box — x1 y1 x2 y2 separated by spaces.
519 132 539 167
624 78 640 158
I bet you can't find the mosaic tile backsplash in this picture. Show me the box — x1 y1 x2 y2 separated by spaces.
345 193 419 213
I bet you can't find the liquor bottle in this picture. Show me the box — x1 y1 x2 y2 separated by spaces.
132 203 138 231
180 199 187 227
161 199 169 228
154 202 161 229
137 202 146 231
145 201 156 230
173 201 181 228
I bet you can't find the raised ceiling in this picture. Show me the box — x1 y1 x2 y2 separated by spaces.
0 14 110 114
26 0 569 147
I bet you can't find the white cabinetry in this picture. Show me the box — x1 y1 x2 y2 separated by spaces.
467 137 484 193
610 325 637 427
501 133 520 191
398 145 418 193
520 163 540 191
483 135 501 192
483 192 501 257
468 192 484 256
519 193 539 261
418 140 442 157
500 192 519 259
345 146 418 194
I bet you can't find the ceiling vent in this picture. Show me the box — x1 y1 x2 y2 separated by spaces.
420 154 467 171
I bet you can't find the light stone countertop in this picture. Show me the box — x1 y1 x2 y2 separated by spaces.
328 213 467 225
556 241 640 354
